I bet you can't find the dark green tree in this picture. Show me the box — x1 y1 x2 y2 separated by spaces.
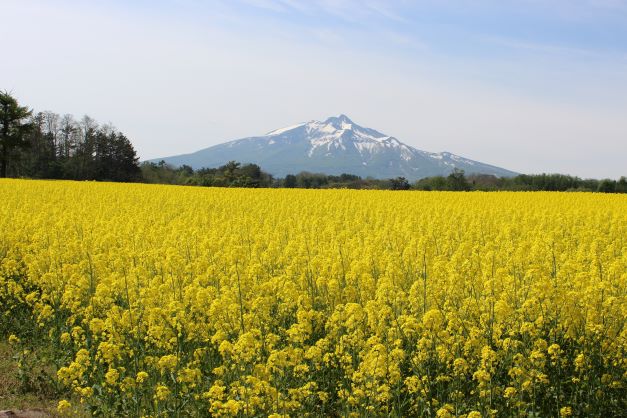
93 130 141 181
447 168 470 191
390 176 410 190
597 179 616 193
220 160 241 183
0 91 33 177
284 174 297 188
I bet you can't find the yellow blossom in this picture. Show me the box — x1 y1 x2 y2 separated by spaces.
57 400 71 415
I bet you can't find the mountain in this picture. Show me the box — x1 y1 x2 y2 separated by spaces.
151 115 517 180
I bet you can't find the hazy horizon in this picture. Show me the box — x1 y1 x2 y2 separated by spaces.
2 0 626 179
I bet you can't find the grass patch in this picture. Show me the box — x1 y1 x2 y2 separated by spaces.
0 342 86 416
0 341 56 412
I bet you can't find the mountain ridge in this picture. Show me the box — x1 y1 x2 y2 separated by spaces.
151 115 517 180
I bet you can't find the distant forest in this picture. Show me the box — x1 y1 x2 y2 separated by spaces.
2 91 625 193
142 162 627 193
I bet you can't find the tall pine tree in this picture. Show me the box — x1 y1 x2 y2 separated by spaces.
0 91 33 177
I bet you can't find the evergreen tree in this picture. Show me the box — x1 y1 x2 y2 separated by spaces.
0 91 33 177
284 174 297 188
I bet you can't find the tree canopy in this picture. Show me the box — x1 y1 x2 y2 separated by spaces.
0 92 140 181
0 91 33 177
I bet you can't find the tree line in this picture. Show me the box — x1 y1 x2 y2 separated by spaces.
416 171 627 193
1 91 140 181
2 91 624 192
144 163 627 193
141 160 274 188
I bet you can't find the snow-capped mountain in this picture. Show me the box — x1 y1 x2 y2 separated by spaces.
152 115 517 180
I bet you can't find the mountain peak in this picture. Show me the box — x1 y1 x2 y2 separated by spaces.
153 116 518 180
323 114 356 130
326 114 352 121
338 114 353 122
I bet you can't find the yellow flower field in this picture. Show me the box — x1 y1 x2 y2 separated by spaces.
1 179 625 417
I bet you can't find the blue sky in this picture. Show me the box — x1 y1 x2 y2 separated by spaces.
2 0 626 177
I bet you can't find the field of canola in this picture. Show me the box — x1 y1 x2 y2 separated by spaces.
0 179 625 417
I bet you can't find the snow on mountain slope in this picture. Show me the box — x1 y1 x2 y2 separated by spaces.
151 115 517 180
